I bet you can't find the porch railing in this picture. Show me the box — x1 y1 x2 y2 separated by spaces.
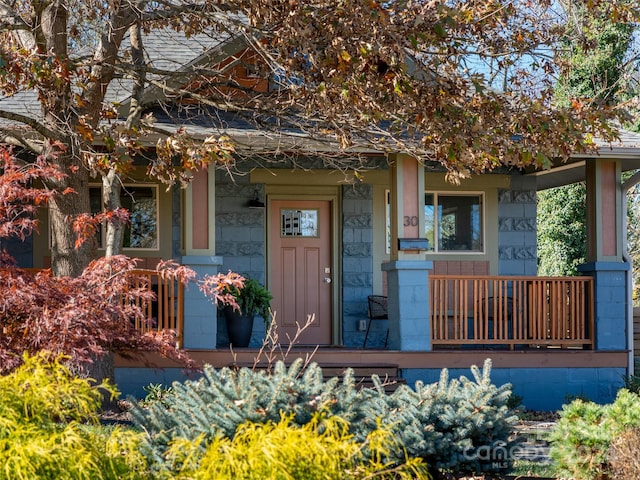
25 267 185 347
429 275 594 349
127 269 184 348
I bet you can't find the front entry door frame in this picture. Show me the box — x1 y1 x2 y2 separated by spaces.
266 190 341 346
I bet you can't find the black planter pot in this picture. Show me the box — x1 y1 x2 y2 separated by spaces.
223 306 254 347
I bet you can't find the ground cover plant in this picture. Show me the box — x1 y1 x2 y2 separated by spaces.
550 388 640 479
0 352 148 480
130 358 519 477
0 351 432 479
0 350 558 479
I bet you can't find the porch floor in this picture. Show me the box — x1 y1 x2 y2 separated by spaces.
115 348 627 371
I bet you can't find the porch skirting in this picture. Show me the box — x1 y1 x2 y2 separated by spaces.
115 349 627 411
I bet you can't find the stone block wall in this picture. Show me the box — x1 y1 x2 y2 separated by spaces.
342 184 377 347
578 262 630 351
215 173 267 347
498 175 537 276
402 365 624 411
116 364 624 410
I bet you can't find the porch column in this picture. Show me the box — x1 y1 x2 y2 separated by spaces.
182 168 222 349
382 260 433 350
584 159 623 263
578 262 629 350
384 154 433 351
579 159 628 351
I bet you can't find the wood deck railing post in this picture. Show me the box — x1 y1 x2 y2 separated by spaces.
129 269 184 347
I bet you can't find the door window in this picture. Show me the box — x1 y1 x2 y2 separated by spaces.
280 209 319 237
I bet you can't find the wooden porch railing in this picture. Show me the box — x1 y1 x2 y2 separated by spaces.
25 267 185 347
429 275 594 349
127 269 184 348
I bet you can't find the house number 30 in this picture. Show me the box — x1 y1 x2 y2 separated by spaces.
403 215 418 226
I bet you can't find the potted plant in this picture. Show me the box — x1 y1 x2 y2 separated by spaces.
222 277 272 347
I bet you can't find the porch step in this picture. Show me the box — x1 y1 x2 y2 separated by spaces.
321 363 406 394
229 362 405 394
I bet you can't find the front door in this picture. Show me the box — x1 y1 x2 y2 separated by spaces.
269 199 333 345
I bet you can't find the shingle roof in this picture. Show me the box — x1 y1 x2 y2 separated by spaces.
0 28 228 128
2 25 640 161
595 129 640 152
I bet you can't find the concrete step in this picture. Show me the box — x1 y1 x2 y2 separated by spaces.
320 363 405 393
229 361 405 393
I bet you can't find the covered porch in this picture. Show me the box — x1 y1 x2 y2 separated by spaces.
116 270 624 411
140 270 595 352
114 153 634 410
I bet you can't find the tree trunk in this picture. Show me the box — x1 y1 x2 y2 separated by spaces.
46 154 96 277
103 168 124 257
32 1 137 403
100 20 146 258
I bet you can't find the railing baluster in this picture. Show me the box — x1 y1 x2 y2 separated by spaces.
429 274 593 349
128 269 184 345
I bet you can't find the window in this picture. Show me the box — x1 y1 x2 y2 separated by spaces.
89 185 159 249
281 209 319 237
425 193 483 252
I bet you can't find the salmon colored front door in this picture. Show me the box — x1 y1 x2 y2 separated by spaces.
269 199 332 345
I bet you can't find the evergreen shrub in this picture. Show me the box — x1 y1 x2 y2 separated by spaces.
131 358 518 475
622 360 640 394
550 388 640 480
163 413 430 479
0 352 148 480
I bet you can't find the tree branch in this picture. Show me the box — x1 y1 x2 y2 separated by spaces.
0 1 37 50
80 4 139 124
0 130 44 154
124 21 147 130
0 108 61 141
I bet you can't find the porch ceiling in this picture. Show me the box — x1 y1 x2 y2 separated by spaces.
529 129 640 190
531 155 640 190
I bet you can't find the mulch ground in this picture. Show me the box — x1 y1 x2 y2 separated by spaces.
98 400 135 425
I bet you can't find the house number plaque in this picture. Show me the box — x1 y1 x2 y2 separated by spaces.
403 215 418 227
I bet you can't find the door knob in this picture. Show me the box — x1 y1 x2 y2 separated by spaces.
324 277 332 284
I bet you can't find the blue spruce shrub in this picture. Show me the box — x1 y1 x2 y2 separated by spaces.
131 358 518 475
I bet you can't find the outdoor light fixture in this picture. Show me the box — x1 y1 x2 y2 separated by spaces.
247 189 265 209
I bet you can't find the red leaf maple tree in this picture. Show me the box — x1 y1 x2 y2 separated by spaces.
0 148 241 374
